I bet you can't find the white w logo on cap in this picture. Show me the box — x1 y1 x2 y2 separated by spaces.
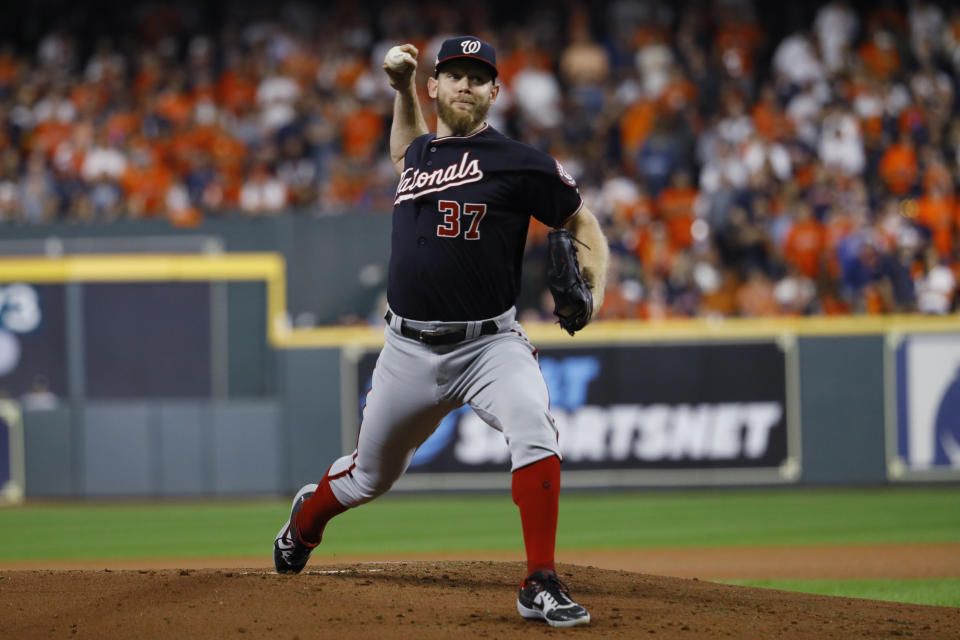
460 40 481 54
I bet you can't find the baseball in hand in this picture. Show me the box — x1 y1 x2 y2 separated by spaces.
385 46 414 71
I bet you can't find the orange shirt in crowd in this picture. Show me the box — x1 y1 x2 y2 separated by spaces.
656 185 697 250
597 285 643 320
334 54 368 91
736 271 779 317
783 218 825 278
715 20 764 77
71 82 108 112
699 270 740 317
861 113 884 141
858 39 900 80
916 192 955 257
658 77 697 113
209 129 247 174
620 99 656 157
0 52 17 89
155 90 193 127
751 99 792 141
793 162 816 190
133 66 160 97
341 106 383 160
105 110 141 143
327 165 368 208
218 69 257 113
635 228 677 280
168 128 205 173
878 141 917 195
862 283 886 314
820 292 852 315
32 121 74 156
121 162 173 215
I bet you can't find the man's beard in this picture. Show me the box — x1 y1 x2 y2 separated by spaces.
437 97 490 136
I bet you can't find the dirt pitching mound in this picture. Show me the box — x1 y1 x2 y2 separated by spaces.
2 561 957 639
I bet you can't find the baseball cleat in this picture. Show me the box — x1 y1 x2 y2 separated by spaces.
516 569 591 627
273 483 318 574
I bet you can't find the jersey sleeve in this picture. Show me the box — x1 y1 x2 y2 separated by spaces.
521 151 583 228
402 133 433 169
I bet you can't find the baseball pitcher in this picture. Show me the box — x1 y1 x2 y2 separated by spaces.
274 35 610 628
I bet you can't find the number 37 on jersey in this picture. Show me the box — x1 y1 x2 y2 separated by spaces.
436 200 487 240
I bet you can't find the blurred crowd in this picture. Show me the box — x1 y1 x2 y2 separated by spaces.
0 0 959 319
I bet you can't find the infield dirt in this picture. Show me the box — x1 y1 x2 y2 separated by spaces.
2 554 958 639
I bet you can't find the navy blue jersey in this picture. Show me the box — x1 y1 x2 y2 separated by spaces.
387 125 582 321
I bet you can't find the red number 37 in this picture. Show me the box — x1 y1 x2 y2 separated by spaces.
437 200 487 240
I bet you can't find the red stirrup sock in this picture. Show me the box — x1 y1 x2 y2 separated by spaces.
511 455 561 576
295 474 349 546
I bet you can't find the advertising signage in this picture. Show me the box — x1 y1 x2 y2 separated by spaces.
890 333 960 481
0 284 67 399
0 400 24 503
351 340 796 487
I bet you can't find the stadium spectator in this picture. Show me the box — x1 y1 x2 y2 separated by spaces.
656 170 697 251
0 0 956 321
915 246 957 314
736 267 779 317
558 9 609 117
814 1 859 76
879 132 919 196
239 163 289 215
782 202 826 280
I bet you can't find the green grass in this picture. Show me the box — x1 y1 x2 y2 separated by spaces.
724 579 960 608
1 486 957 560
554 486 960 548
1 486 958 606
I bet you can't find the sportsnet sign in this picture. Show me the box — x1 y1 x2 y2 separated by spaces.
455 401 783 467
354 341 795 486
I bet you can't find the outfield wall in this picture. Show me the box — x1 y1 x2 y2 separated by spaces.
10 326 959 498
7 286 958 497
0 221 958 498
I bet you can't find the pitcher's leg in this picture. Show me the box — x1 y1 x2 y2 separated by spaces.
511 455 561 575
298 332 455 541
293 464 348 545
462 331 589 625
464 330 563 575
465 331 560 470
327 394 455 507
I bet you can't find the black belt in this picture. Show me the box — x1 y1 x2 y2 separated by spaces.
385 310 499 345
